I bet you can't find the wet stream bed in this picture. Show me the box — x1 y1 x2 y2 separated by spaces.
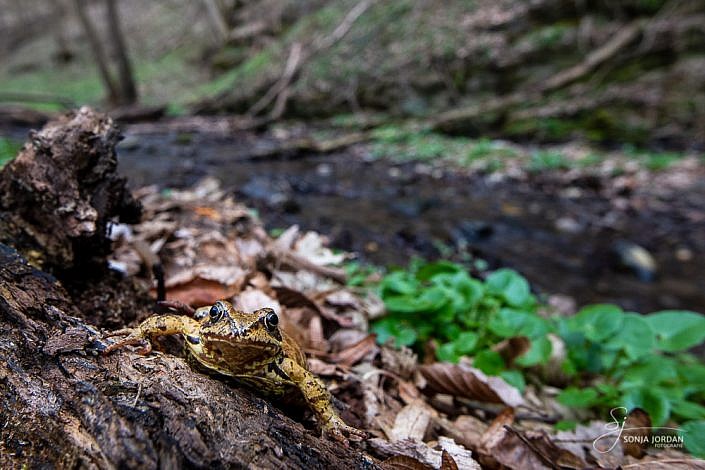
2 118 692 312
111 123 705 315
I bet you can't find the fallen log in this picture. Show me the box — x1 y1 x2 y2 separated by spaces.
0 108 376 469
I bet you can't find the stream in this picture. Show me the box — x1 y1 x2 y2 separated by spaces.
111 123 705 315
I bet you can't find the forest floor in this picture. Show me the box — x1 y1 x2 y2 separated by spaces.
1 110 704 468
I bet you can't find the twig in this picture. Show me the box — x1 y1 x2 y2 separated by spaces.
247 0 375 119
132 382 142 407
542 19 644 92
242 132 370 161
246 42 303 118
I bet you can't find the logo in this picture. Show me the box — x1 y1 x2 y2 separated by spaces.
593 407 685 453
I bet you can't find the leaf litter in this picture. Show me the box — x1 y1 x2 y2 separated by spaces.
109 176 705 469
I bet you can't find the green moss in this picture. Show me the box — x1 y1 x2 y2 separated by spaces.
529 150 570 172
521 22 574 48
199 49 278 98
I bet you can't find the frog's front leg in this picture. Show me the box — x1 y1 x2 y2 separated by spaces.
280 358 366 443
103 315 200 355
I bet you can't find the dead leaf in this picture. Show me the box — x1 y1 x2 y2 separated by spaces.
193 205 222 221
293 231 347 266
477 409 550 470
441 415 487 451
440 449 458 470
235 288 281 314
369 437 480 470
307 315 329 352
437 437 480 470
623 408 651 458
554 421 624 468
324 289 361 309
389 403 432 442
381 346 417 380
503 427 586 470
163 278 240 306
492 337 530 366
306 358 344 377
380 455 433 470
328 334 378 367
420 362 524 407
273 285 322 314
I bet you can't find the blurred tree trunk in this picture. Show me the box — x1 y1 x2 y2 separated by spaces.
71 0 137 106
201 0 229 44
51 0 75 63
105 0 137 104
72 0 120 105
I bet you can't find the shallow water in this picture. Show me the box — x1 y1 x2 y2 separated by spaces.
115 127 705 314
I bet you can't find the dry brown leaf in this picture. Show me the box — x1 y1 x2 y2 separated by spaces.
437 437 480 470
307 315 329 352
443 415 487 451
554 421 624 468
477 410 550 470
369 437 480 470
328 334 378 367
324 289 361 309
234 288 281 314
623 452 705 469
293 231 347 266
503 427 586 470
329 328 370 351
380 455 433 470
273 285 322 313
306 358 345 377
420 362 524 407
192 205 222 221
389 403 432 442
381 346 417 380
492 336 530 366
398 380 423 405
623 407 651 458
163 278 241 306
440 450 458 470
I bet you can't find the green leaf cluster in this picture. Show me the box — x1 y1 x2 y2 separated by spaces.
371 260 705 457
372 261 549 390
558 305 705 456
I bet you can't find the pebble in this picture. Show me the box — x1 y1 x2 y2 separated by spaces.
554 217 581 234
675 247 693 262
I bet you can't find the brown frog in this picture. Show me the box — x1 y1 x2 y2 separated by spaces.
103 300 365 442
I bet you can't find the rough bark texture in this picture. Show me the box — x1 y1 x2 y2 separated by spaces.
0 109 377 469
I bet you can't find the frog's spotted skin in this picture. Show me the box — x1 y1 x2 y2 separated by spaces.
104 300 364 443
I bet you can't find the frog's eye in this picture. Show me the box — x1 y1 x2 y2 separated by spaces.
264 311 279 332
209 303 224 322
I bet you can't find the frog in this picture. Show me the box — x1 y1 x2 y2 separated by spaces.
103 300 365 443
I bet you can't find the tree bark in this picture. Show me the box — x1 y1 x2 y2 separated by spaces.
0 108 376 469
105 0 138 104
72 0 121 105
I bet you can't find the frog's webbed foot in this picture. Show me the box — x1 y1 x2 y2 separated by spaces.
103 328 153 355
322 414 367 445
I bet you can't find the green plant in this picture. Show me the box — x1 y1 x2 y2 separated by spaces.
0 137 22 167
529 150 570 172
372 261 550 391
371 260 705 456
557 307 705 427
